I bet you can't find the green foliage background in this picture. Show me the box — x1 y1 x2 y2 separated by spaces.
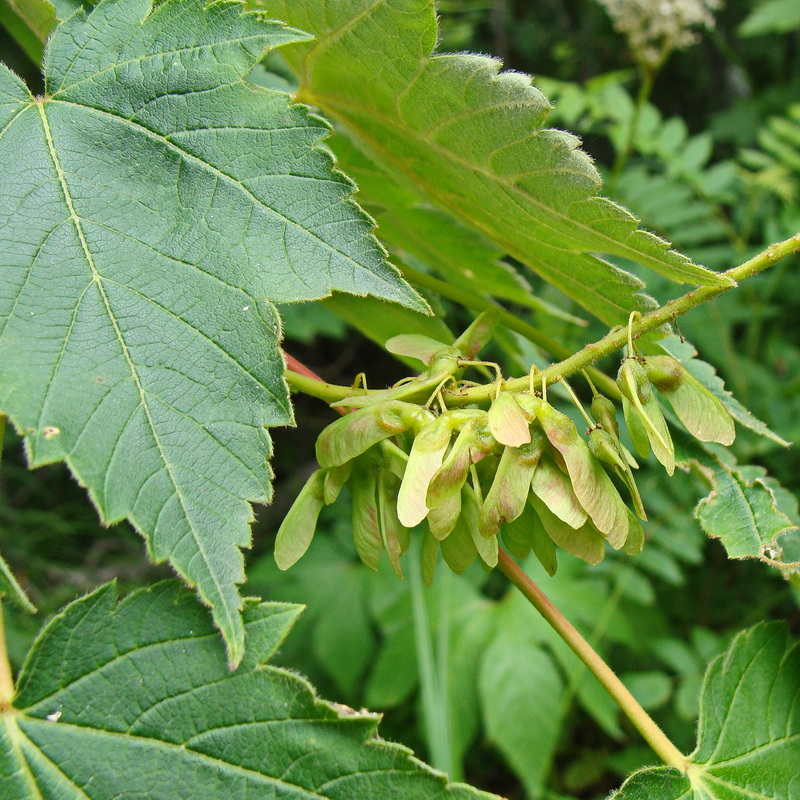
1 0 799 798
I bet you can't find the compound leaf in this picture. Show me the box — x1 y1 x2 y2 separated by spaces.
0 0 424 666
1 580 500 799
267 0 732 325
612 622 800 799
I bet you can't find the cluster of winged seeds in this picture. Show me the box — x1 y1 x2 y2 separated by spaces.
275 320 735 584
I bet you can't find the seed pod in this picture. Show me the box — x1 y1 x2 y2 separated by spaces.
488 392 531 447
397 415 453 527
480 432 547 538
623 507 645 555
428 492 462 540
385 334 456 366
377 468 408 578
427 415 494 508
515 392 545 420
316 401 430 468
536 403 629 549
420 528 440 587
529 450 587 529
528 494 605 566
622 393 651 459
462 486 498 567
453 308 500 360
587 427 627 471
644 355 735 445
274 469 326 570
323 462 352 505
502 502 558 575
351 461 382 571
378 439 409 480
590 393 619 439
591 395 638 469
588 427 647 520
618 359 675 475
440 510 479 574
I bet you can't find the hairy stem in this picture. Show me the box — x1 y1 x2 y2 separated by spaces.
497 549 687 771
446 230 800 406
400 266 620 398
285 232 800 407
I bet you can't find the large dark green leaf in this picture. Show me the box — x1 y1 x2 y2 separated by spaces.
0 580 499 799
0 0 423 665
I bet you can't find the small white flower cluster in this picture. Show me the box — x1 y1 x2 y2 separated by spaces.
596 0 723 69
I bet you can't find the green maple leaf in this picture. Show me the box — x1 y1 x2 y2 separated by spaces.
612 622 800 799
0 580 499 799
266 0 733 326
0 0 424 666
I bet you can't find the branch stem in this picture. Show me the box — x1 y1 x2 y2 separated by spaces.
444 231 800 406
496 549 687 771
399 266 620 399
284 232 800 407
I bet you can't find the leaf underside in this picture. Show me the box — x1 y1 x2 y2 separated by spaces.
612 622 800 799
0 0 424 665
266 0 732 326
1 581 500 799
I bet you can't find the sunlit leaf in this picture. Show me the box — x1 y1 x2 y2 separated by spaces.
267 0 732 326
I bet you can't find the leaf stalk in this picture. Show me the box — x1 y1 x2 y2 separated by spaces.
496 549 688 772
0 604 15 710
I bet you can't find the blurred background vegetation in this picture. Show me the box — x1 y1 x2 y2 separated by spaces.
2 0 800 797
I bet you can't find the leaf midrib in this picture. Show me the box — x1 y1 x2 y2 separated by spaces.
36 101 235 635
2 716 47 800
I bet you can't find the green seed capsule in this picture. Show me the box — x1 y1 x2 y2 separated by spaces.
529 451 587 530
588 427 647 520
377 468 408 579
385 334 456 366
316 401 430 468
440 508 479 574
535 402 629 549
488 392 531 447
502 502 558 575
274 469 327 571
397 415 453 527
644 355 735 445
351 460 383 571
427 416 494 509
323 462 352 505
428 492 462 540
590 394 619 439
623 507 645 555
420 528 440 587
462 487 498 567
528 494 606 566
618 358 675 475
480 432 547 538
453 308 500 360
